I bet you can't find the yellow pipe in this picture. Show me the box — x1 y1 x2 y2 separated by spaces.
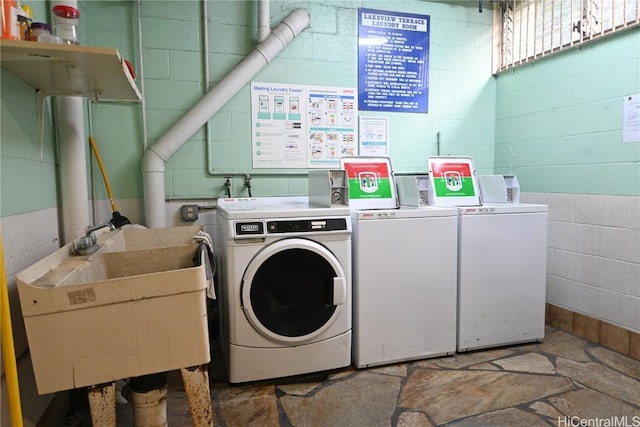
89 136 118 213
1 234 24 427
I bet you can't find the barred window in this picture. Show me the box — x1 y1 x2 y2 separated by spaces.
494 0 640 73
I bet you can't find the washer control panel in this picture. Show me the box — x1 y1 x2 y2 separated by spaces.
233 218 348 239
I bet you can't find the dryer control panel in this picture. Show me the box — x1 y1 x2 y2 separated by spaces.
233 218 349 239
267 218 348 233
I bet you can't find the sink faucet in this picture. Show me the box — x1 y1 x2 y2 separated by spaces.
86 221 116 236
72 221 115 255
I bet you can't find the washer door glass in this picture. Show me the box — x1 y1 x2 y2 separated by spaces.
242 238 347 344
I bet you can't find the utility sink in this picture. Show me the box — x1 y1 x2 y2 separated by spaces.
17 226 211 395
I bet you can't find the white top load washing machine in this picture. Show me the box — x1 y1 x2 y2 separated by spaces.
424 157 548 352
216 197 352 383
457 203 548 352
351 206 458 368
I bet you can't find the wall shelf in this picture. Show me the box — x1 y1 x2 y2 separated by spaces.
0 40 141 102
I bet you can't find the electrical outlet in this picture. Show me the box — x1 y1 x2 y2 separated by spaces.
181 204 199 221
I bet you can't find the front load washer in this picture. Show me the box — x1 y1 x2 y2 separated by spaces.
216 197 352 383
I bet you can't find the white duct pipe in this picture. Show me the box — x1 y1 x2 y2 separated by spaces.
52 0 90 243
57 97 89 243
258 0 271 42
142 8 310 228
136 0 148 150
203 0 210 92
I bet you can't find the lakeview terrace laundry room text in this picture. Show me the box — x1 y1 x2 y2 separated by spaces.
361 12 428 31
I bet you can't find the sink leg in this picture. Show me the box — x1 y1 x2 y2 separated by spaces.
180 365 213 427
87 382 116 427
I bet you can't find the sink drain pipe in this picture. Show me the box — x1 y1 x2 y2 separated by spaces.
128 389 168 427
124 373 169 427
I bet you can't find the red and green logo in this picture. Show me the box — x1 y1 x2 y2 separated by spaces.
430 161 476 197
344 162 393 199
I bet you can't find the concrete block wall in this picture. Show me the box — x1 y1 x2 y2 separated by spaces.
495 31 639 195
497 29 640 334
139 0 496 198
523 193 640 333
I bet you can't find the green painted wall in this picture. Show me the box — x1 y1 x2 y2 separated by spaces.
0 0 142 217
139 0 496 198
2 0 496 212
0 1 56 217
6 1 637 218
82 1 143 202
0 73 58 217
495 29 640 196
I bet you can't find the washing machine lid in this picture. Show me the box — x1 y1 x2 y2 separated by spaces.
427 156 481 207
340 156 398 210
458 203 548 215
217 196 351 219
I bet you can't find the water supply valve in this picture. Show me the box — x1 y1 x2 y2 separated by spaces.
224 177 232 198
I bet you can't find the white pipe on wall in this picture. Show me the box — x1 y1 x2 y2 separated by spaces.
203 0 210 92
142 8 310 228
258 0 271 42
51 0 90 243
57 97 89 243
136 0 148 150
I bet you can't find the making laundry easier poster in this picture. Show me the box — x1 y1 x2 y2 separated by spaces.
251 82 357 168
251 82 307 168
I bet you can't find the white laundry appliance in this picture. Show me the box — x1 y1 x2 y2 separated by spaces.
424 157 548 352
456 203 548 352
350 206 458 368
215 197 352 383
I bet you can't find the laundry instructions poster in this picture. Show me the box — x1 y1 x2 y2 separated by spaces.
251 82 358 168
359 116 389 155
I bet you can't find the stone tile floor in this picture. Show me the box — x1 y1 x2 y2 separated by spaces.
115 326 640 426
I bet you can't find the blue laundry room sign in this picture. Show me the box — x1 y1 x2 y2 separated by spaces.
358 8 430 113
